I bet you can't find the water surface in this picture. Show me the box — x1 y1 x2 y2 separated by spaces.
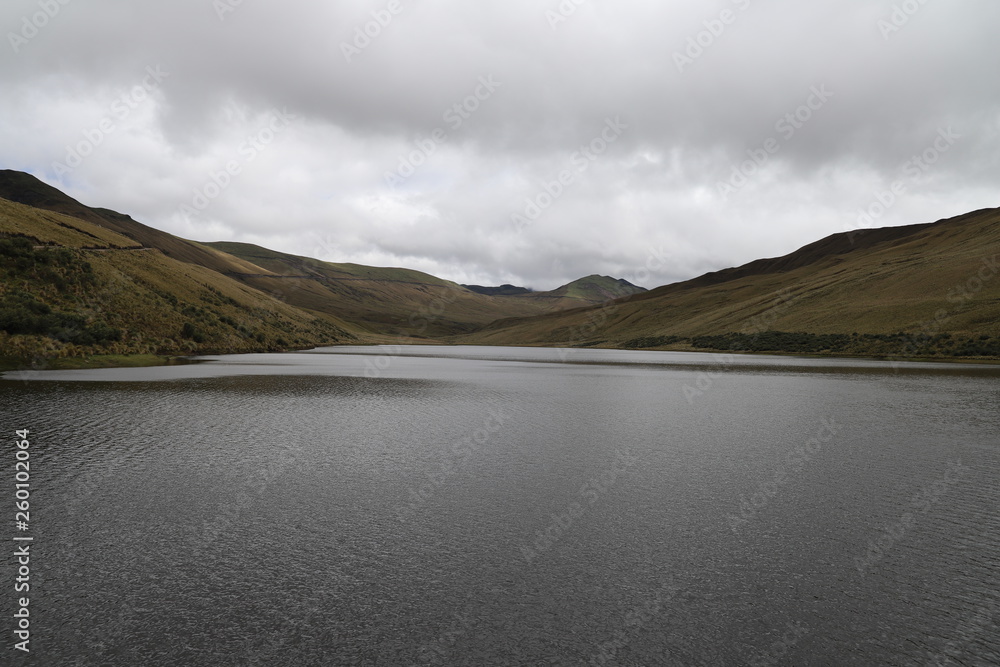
2 346 998 665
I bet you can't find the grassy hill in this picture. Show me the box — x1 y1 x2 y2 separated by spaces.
204 241 550 338
206 244 646 337
0 170 268 277
0 170 645 364
459 208 1000 360
2 168 996 365
0 196 361 367
519 274 646 306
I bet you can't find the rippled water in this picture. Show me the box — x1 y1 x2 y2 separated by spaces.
2 346 998 665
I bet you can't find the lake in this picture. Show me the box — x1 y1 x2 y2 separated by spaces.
2 346 998 665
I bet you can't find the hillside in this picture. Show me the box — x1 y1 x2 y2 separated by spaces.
0 171 645 364
463 284 533 297
459 208 1000 359
0 196 361 365
2 169 997 365
206 243 645 337
204 241 551 337
528 275 646 304
0 170 267 277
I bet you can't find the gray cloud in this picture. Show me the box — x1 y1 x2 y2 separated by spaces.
2 0 998 289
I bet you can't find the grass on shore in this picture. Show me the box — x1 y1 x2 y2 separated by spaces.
0 354 197 372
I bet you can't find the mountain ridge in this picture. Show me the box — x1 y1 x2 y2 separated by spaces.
458 207 1000 358
1 169 997 365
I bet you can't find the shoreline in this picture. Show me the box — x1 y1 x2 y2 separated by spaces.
3 343 999 372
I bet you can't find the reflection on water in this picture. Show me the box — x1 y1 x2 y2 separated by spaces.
1 346 998 665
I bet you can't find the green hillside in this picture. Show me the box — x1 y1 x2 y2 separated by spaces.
540 275 646 302
203 241 552 337
3 168 996 366
0 171 645 364
459 209 1000 360
205 244 645 337
0 197 360 367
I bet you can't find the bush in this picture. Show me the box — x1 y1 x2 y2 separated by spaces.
0 291 121 344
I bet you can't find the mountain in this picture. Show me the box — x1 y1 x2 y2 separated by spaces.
462 284 533 296
206 244 646 336
0 170 643 363
0 170 264 276
3 169 997 365
0 195 360 365
460 208 1000 359
201 241 557 337
537 275 646 303
462 276 646 303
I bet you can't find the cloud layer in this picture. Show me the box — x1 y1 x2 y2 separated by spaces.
3 0 999 289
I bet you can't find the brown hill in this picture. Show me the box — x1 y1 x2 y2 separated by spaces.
459 208 1000 359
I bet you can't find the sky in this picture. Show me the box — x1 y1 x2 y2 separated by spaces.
2 1 999 291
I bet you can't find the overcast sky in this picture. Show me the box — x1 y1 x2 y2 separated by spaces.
2 1 999 290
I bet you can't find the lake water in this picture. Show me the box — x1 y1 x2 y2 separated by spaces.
2 346 999 665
